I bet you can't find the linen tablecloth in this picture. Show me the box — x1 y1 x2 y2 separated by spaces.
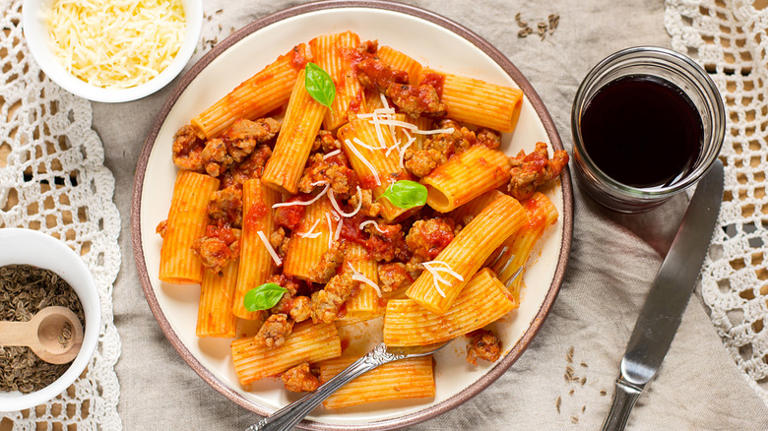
97 0 768 429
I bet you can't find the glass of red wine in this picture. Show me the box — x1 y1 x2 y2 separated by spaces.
571 46 725 213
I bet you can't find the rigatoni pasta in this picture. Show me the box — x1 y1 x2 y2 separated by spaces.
318 356 435 409
422 145 511 212
310 32 366 130
283 198 334 282
159 171 219 284
231 322 341 385
424 69 524 133
233 179 281 320
197 261 238 338
406 192 526 314
262 69 328 194
191 44 307 138
385 268 517 346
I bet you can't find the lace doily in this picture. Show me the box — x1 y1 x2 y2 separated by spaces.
666 0 768 404
0 0 122 428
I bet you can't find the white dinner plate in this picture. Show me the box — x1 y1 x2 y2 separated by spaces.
131 1 573 429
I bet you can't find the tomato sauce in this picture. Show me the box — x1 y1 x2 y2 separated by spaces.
420 72 445 97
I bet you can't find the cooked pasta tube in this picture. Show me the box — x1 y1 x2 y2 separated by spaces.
317 355 434 408
233 179 281 320
338 118 413 221
405 192 526 314
197 260 238 338
262 69 328 194
385 268 516 346
191 44 307 138
231 322 341 385
492 192 558 299
422 145 511 212
283 198 335 282
342 243 380 315
310 32 366 130
421 69 523 133
377 45 423 84
159 171 219 284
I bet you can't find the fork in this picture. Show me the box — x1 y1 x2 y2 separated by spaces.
246 248 523 431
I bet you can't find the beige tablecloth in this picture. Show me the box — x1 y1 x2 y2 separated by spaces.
96 0 768 429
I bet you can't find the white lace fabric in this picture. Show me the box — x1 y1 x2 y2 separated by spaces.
666 0 768 404
0 0 122 429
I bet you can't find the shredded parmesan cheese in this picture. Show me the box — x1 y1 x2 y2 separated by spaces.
297 219 322 238
352 137 381 151
344 139 381 186
272 184 329 208
413 128 455 135
257 230 282 266
334 213 343 241
359 220 387 233
423 260 465 281
328 187 363 218
46 0 187 89
421 260 464 298
347 263 382 297
325 212 334 249
323 149 342 159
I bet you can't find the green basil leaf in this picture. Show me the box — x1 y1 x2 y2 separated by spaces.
305 62 335 108
380 180 428 209
243 282 287 311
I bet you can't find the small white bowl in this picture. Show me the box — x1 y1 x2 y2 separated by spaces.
0 228 101 413
21 0 203 103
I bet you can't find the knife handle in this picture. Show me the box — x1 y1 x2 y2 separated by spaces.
601 377 643 431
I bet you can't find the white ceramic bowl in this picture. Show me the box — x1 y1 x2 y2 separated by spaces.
21 0 203 103
0 228 101 413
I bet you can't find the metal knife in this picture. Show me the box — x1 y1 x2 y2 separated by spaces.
601 160 724 431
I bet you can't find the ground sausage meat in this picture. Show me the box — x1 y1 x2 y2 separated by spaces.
347 188 382 217
362 223 409 263
221 118 281 163
191 225 240 273
208 185 243 227
507 142 569 201
405 218 455 260
172 125 205 171
405 120 469 177
269 227 291 259
311 130 341 153
254 313 294 349
281 362 320 393
298 153 359 199
200 138 233 177
378 262 412 294
353 43 445 118
310 273 358 323
220 144 272 189
311 243 344 283
466 329 502 366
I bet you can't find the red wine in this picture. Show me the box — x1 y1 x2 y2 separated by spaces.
580 75 703 188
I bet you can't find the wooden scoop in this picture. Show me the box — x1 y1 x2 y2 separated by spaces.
0 306 83 364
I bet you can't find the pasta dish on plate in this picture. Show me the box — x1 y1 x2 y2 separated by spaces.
155 31 568 409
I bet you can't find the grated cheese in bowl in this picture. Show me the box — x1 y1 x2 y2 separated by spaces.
45 0 187 89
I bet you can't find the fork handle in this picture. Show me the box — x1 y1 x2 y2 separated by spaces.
246 348 393 431
601 377 643 431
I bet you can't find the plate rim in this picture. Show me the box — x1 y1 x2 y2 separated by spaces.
130 1 574 429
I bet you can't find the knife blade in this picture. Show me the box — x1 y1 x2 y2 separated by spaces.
601 159 724 431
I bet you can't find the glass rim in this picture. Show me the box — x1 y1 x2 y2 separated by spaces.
571 45 725 198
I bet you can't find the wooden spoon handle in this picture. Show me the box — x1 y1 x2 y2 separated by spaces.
0 321 34 347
